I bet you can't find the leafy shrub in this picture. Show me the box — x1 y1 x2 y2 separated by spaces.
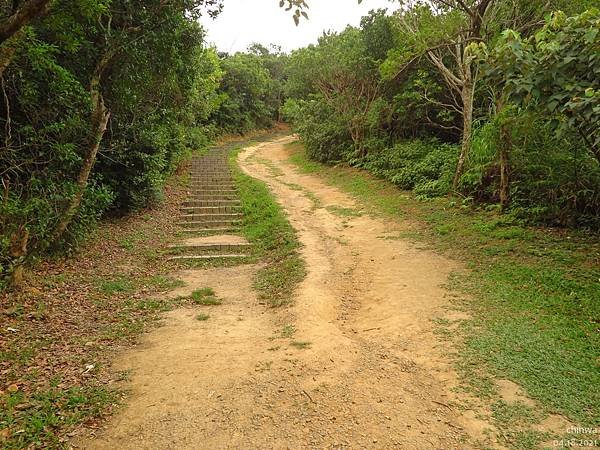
361 140 458 198
283 98 353 163
463 112 600 228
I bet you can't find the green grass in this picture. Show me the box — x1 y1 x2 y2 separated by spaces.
146 275 186 291
0 385 117 449
189 288 222 306
96 276 135 296
286 142 600 435
325 205 363 217
229 146 306 307
281 324 296 338
196 313 210 321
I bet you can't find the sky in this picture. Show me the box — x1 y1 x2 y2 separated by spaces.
200 0 393 53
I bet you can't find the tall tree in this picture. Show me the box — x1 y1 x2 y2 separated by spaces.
393 0 495 189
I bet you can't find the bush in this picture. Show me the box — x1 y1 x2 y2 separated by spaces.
463 112 600 228
283 98 353 163
362 139 458 198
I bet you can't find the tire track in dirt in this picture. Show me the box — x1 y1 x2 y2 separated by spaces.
79 136 498 449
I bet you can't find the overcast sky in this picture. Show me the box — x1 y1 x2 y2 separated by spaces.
200 0 393 53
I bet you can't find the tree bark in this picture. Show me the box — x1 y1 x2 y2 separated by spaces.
9 227 29 288
0 30 23 77
52 52 112 242
499 123 511 210
453 78 474 189
0 0 53 45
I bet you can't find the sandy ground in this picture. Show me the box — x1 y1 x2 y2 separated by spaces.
78 136 501 449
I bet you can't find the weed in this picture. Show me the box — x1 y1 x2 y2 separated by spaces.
196 313 210 321
193 287 214 297
119 238 135 251
290 341 312 349
281 324 296 338
97 276 135 296
147 275 185 291
190 288 222 306
325 205 362 217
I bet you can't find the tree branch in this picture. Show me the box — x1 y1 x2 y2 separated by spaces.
0 0 53 45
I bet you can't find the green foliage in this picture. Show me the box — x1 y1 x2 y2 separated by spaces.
282 98 352 162
0 2 286 285
212 48 286 134
488 9 600 163
464 111 600 227
361 140 458 198
284 4 599 229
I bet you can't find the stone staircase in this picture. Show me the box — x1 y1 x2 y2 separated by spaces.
169 146 252 262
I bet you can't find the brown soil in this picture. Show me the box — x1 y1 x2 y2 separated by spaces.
78 136 499 449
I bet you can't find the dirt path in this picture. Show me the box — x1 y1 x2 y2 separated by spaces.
79 136 497 449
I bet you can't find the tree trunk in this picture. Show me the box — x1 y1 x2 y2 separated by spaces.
499 123 511 210
52 53 112 242
453 79 474 190
9 227 29 288
0 0 53 45
0 30 22 77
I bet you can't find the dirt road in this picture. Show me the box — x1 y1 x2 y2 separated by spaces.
81 136 496 449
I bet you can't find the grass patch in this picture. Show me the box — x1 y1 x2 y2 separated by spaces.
0 385 117 449
281 324 296 338
230 146 306 307
290 340 312 349
96 276 135 296
190 288 222 306
196 313 210 321
286 142 600 434
281 181 322 209
325 205 363 217
146 275 185 291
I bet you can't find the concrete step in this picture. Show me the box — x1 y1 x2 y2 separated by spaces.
168 242 252 255
182 200 241 208
180 227 241 234
180 206 241 214
179 213 242 222
189 190 238 195
178 220 242 229
190 179 235 186
190 184 236 188
182 202 241 207
189 175 232 178
168 254 249 261
188 195 239 201
190 166 229 170
190 187 236 191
